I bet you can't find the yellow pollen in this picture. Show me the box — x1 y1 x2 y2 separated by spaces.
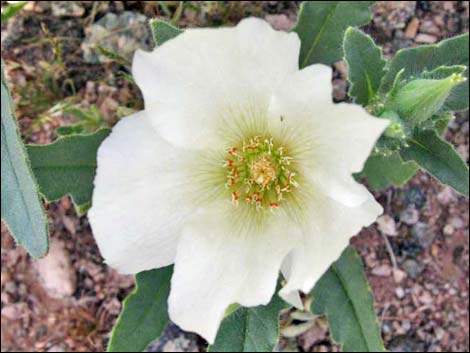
250 156 276 187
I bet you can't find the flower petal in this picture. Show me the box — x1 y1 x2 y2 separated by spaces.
280 257 303 309
133 17 300 149
168 202 301 343
279 192 382 301
88 111 193 274
268 64 389 206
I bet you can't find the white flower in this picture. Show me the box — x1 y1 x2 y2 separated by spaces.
88 18 388 343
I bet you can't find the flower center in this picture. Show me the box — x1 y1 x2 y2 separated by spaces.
250 155 276 187
224 135 298 210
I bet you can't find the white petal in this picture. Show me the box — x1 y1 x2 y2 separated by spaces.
88 111 193 274
268 64 389 206
280 256 303 309
132 17 300 149
279 192 383 302
168 202 301 343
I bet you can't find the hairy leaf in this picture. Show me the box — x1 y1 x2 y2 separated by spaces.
380 33 469 111
209 291 288 352
293 1 374 67
108 266 173 352
311 247 385 352
359 152 418 190
149 19 182 46
1 60 48 258
27 129 110 215
343 27 386 105
401 130 469 196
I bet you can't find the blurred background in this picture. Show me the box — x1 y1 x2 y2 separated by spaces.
1 1 469 352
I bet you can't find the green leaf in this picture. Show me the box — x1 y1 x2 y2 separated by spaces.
55 125 86 136
343 27 387 105
293 1 374 68
27 129 111 215
401 130 469 196
311 246 385 352
149 19 182 46
359 151 418 190
421 65 467 80
209 291 288 352
380 33 469 111
430 113 453 136
1 60 49 258
108 266 173 352
1 1 27 23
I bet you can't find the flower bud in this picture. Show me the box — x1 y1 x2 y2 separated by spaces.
393 73 466 124
380 110 406 140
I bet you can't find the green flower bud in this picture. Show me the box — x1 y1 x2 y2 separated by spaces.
393 73 466 124
380 110 407 140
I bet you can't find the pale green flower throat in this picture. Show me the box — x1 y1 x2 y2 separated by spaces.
223 135 299 210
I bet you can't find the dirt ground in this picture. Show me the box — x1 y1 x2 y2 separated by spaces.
1 1 469 352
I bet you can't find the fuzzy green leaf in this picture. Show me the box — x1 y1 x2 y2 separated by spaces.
1 60 49 258
421 65 467 80
380 33 469 111
149 19 182 46
359 152 418 190
209 291 288 352
311 246 385 352
27 129 110 215
108 266 173 352
343 27 386 105
293 1 374 68
401 130 469 196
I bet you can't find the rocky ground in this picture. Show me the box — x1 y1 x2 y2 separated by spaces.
1 1 469 352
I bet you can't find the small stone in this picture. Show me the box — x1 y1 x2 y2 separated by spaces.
377 215 398 236
1 271 11 288
393 268 407 283
443 224 454 236
334 61 348 78
412 222 435 249
34 240 77 298
62 215 76 235
404 17 420 38
418 291 433 305
456 144 469 162
404 186 426 209
395 287 406 299
400 208 419 225
402 321 411 332
264 14 295 31
449 216 465 229
1 303 27 320
435 327 445 340
402 259 423 279
82 12 152 64
415 33 438 44
437 187 457 205
332 78 348 102
372 264 392 277
418 19 440 35
461 121 469 134
51 1 85 17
